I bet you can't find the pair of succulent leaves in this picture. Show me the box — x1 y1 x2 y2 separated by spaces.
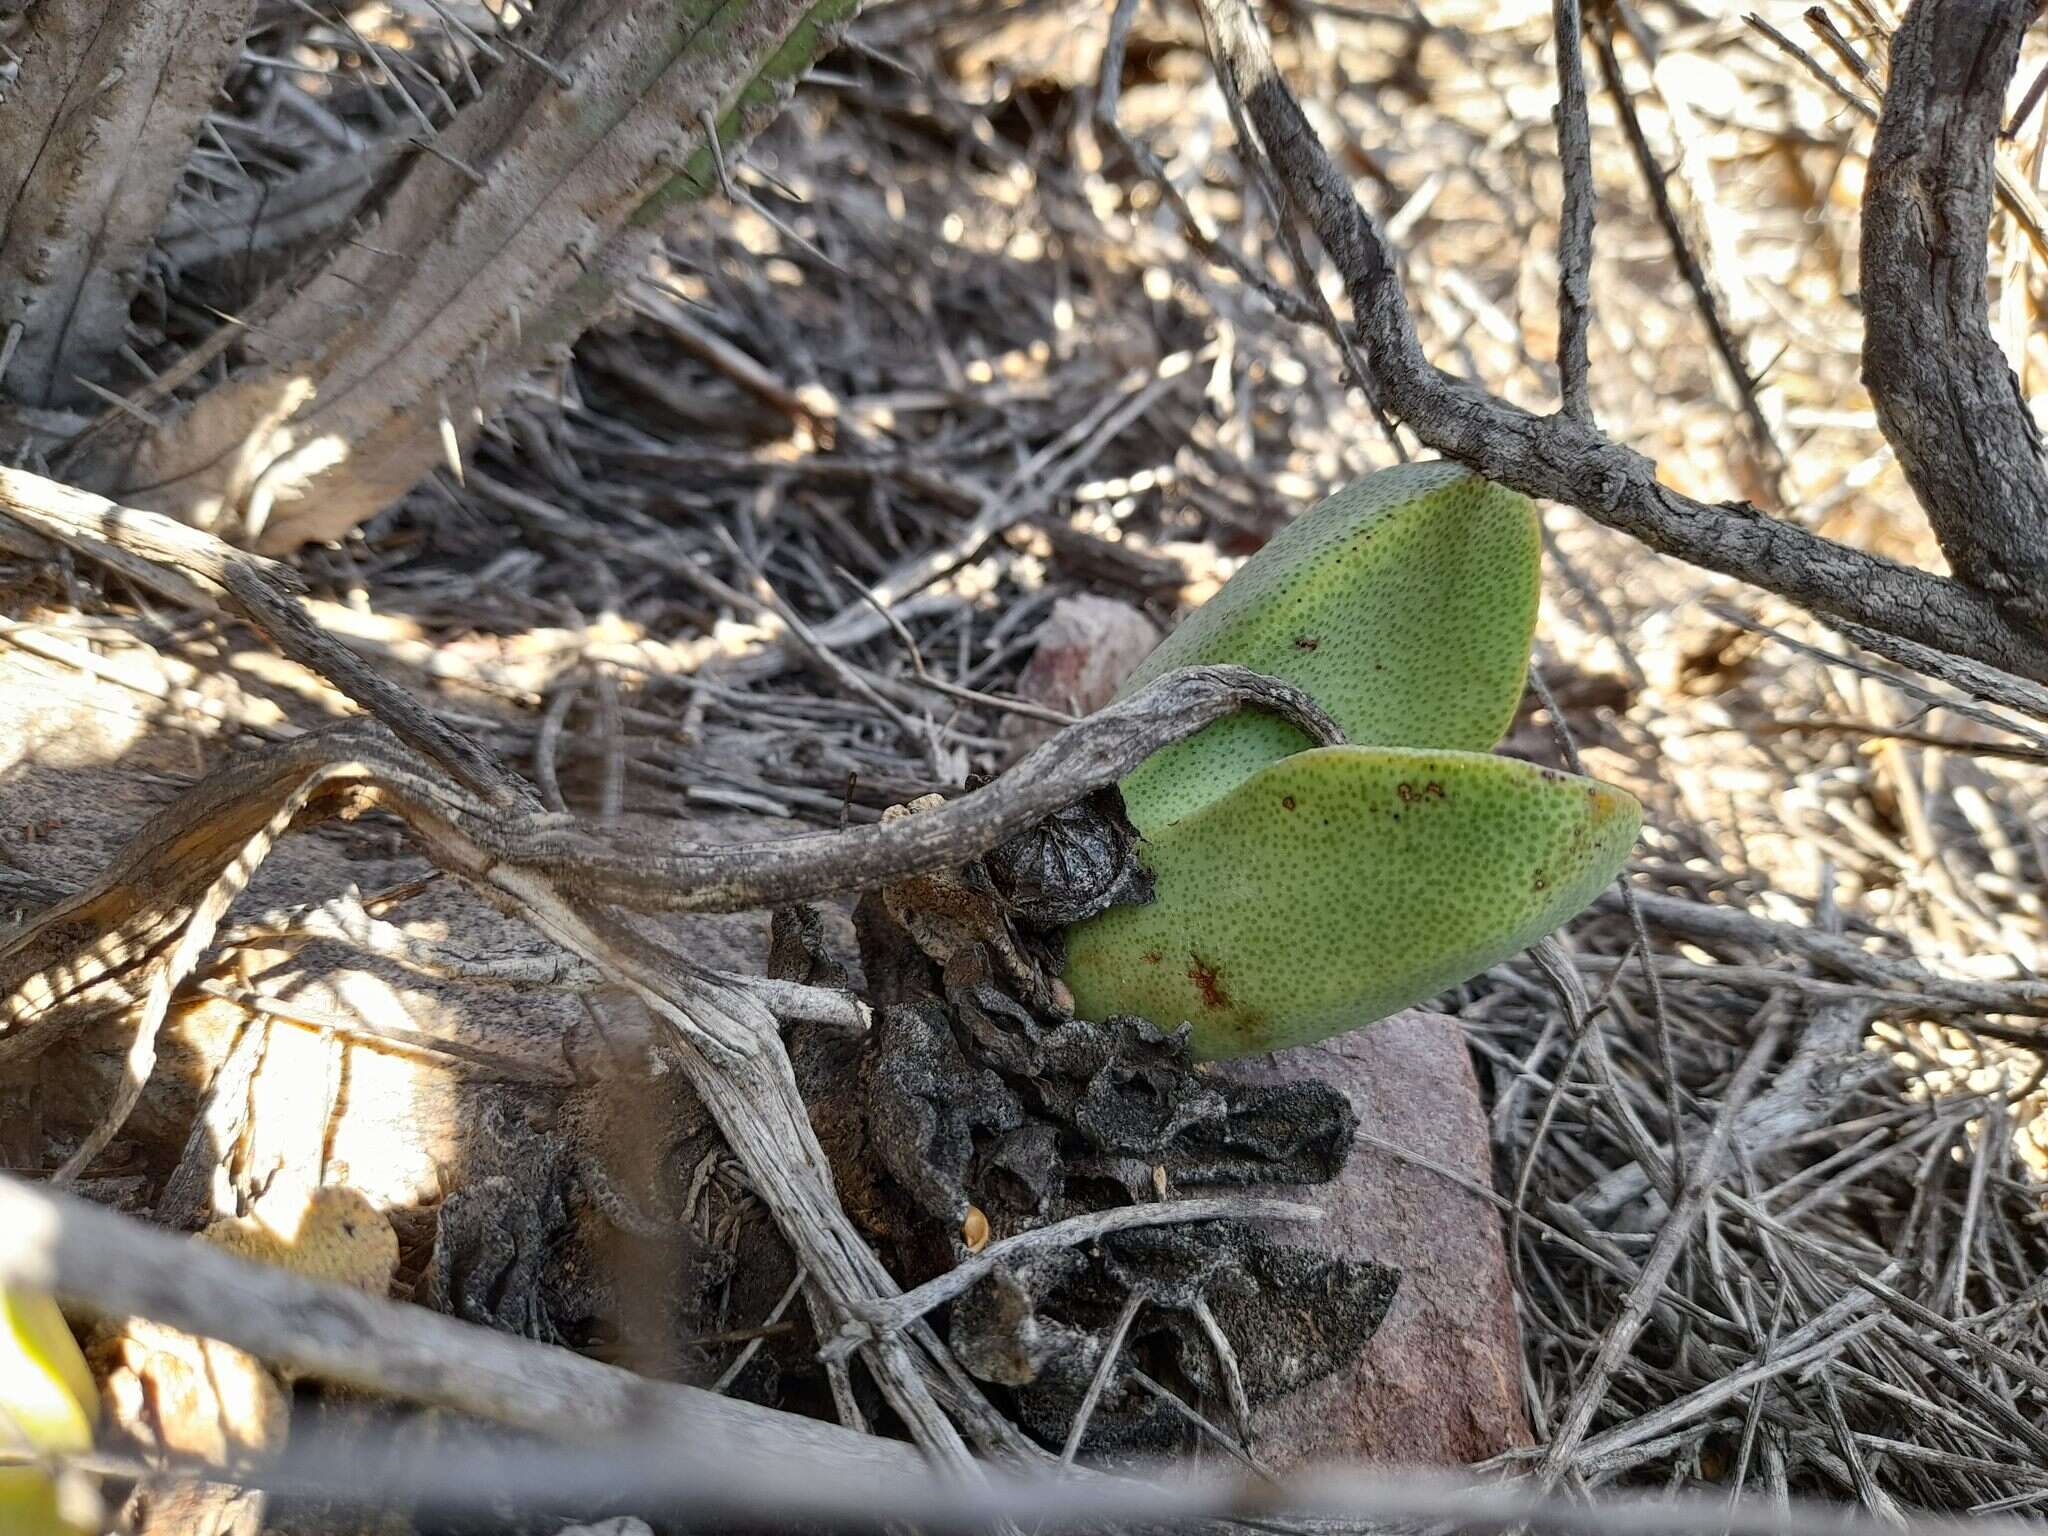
1060 461 1640 1060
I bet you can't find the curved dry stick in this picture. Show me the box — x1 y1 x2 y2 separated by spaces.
1189 0 2048 689
1860 0 2048 633
0 668 1338 1032
478 665 1339 913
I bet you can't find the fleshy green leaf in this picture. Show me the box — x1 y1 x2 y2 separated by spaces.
0 1283 98 1534
1116 462 1540 833
1063 745 1641 1059
0 1468 94 1536
1 1285 96 1455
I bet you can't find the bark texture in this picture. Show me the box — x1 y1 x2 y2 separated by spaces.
95 0 859 553
0 0 255 410
1861 0 2048 634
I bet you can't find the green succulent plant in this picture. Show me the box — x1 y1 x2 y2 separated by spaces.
0 1284 99 1536
1060 461 1641 1059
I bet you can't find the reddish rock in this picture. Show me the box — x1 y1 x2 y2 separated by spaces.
1222 1009 1531 1468
1003 595 1160 756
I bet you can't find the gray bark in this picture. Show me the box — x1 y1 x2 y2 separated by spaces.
1860 0 2048 634
1191 0 2048 689
0 0 255 409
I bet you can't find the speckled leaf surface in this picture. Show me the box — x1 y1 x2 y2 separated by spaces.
1063 746 1641 1060
1115 462 1540 834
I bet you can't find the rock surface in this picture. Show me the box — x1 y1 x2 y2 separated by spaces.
1002 595 1160 756
1222 1008 1531 1468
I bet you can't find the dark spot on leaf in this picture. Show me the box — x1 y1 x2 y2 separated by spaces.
1213 1007 1272 1054
1143 950 1163 966
1187 954 1231 1010
1293 635 1320 651
1281 796 1297 811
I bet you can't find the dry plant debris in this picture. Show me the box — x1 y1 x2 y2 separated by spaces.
811 794 1386 1456
1 0 2047 1527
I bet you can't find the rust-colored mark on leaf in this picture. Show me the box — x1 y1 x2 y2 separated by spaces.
1396 780 1448 806
1281 795 1297 811
1187 953 1231 1010
1142 950 1163 965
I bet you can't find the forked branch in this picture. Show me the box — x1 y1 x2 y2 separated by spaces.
1182 0 2048 692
